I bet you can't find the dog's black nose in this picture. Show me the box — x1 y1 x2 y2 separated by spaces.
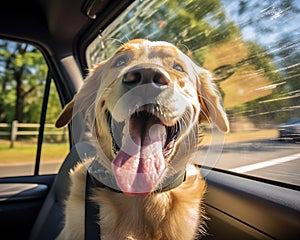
123 68 168 86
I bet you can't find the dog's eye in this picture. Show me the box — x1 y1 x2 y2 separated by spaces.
114 57 127 67
173 63 184 72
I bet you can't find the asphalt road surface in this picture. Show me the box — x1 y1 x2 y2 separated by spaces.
1 139 299 187
196 139 300 186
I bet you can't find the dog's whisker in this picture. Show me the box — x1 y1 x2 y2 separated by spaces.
104 37 126 48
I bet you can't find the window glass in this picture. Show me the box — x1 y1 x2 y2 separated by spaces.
0 40 69 177
39 80 69 175
86 0 300 187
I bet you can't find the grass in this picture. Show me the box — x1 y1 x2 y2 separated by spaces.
0 139 69 164
201 129 277 146
224 129 277 143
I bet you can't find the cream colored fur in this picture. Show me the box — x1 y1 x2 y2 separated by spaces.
55 39 229 240
57 161 206 240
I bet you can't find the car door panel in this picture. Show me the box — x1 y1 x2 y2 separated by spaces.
0 176 54 239
202 169 300 240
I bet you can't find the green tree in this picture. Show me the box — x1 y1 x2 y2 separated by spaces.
88 0 299 126
0 40 48 123
98 0 239 65
234 0 300 123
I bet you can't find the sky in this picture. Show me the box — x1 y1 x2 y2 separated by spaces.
220 0 300 47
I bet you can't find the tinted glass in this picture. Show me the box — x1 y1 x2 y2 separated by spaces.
0 40 69 177
86 0 300 187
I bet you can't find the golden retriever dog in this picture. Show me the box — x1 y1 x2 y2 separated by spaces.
55 39 229 240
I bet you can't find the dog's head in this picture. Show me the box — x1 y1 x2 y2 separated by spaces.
56 39 229 195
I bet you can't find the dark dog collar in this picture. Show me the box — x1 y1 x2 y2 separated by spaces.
88 158 186 194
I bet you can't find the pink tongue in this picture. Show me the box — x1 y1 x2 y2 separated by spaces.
112 117 166 195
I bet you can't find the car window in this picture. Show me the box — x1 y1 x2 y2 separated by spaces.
0 39 69 177
86 0 300 188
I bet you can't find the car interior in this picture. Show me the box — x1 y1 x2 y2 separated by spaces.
0 0 299 239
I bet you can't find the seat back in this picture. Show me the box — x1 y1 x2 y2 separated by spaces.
29 143 92 240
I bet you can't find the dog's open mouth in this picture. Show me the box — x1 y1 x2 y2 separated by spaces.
106 109 179 195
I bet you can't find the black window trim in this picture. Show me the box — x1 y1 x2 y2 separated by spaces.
76 0 135 72
34 70 52 175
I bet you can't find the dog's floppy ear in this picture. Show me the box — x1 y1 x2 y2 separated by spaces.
55 63 105 128
196 68 229 133
55 99 76 128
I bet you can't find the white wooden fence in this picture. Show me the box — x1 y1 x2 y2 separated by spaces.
0 120 67 148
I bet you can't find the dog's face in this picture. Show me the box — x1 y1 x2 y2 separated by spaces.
56 39 229 195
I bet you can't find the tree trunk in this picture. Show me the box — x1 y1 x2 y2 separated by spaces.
14 43 28 122
15 68 24 122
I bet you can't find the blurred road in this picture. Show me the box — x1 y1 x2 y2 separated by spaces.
1 139 299 186
196 139 300 186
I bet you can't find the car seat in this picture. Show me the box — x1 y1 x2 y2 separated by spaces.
29 142 96 240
